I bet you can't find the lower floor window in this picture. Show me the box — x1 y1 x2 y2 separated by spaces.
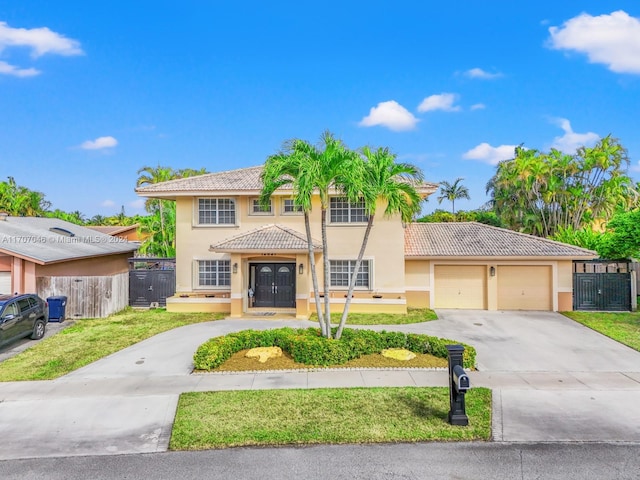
329 260 370 288
198 260 230 287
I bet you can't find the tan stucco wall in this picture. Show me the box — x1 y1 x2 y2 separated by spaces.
36 253 130 277
174 195 407 308
405 258 576 312
405 260 430 308
558 292 573 311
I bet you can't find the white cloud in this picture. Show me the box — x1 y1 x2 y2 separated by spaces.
0 21 83 57
548 10 640 74
549 118 599 153
129 199 146 209
464 68 502 79
358 100 419 131
417 93 461 112
80 136 118 150
470 103 486 110
463 143 518 165
0 60 39 77
631 162 640 173
101 200 116 208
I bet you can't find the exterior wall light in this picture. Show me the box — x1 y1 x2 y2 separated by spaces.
489 266 496 277
299 263 304 275
233 263 238 274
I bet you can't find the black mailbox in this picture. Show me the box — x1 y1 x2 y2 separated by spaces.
452 364 470 393
446 344 470 426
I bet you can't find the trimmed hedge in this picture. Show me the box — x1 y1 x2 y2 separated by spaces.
193 328 476 370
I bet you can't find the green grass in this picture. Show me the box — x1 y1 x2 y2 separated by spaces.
170 387 492 449
563 311 640 352
311 308 438 325
0 308 224 381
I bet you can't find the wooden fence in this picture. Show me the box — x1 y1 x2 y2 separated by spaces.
37 272 129 319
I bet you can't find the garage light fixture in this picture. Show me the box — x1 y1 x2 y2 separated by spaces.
233 263 238 274
299 263 304 275
490 266 495 277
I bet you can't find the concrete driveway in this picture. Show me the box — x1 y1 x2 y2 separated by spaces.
422 310 640 372
1 311 639 459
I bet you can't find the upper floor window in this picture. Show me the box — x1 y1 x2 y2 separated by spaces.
282 199 303 214
250 198 273 215
329 197 367 223
329 260 371 289
197 260 231 287
198 198 236 225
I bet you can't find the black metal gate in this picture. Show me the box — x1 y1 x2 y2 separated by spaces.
128 258 176 307
573 261 631 311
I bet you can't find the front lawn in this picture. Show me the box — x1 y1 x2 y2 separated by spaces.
0 308 224 381
311 308 437 325
563 311 640 352
170 387 492 449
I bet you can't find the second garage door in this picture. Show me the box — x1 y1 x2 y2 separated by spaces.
434 265 486 309
497 265 552 310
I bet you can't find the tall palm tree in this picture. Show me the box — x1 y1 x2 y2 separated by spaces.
261 141 327 335
437 177 470 214
137 166 178 256
335 146 423 339
261 131 361 338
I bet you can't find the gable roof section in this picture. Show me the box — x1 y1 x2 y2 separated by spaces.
85 225 139 236
135 165 439 198
0 217 138 264
210 224 321 253
404 222 597 259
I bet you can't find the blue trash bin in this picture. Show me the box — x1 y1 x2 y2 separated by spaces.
47 296 67 322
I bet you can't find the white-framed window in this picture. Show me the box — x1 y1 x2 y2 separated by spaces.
197 198 236 225
282 198 303 214
329 197 367 223
249 198 273 215
197 260 231 287
329 260 371 289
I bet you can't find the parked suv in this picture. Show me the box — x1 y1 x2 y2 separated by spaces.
0 294 48 349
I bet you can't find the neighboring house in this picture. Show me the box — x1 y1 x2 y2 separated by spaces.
86 224 142 243
135 166 597 318
0 215 138 318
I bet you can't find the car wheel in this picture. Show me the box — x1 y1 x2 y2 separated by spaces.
31 319 46 340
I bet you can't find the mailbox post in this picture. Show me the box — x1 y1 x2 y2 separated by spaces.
446 344 470 426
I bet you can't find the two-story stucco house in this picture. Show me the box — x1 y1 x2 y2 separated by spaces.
136 166 597 318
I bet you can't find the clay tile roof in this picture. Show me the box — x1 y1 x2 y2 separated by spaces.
404 222 597 258
135 166 281 194
210 224 322 252
85 225 138 235
135 165 439 196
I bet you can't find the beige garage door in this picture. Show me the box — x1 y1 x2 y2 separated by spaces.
434 265 486 309
0 272 10 294
497 265 552 310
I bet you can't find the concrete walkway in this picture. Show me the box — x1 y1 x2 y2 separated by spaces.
1 312 639 460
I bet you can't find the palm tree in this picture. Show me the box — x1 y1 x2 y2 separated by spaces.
335 146 423 339
261 131 361 338
137 166 177 256
261 142 327 335
437 177 470 214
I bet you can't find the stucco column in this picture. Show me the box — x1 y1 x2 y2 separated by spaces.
12 257 23 294
230 253 242 318
295 253 310 319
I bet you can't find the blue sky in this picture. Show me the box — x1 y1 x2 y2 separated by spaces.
1 1 639 218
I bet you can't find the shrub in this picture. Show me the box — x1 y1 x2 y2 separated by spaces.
192 327 477 370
